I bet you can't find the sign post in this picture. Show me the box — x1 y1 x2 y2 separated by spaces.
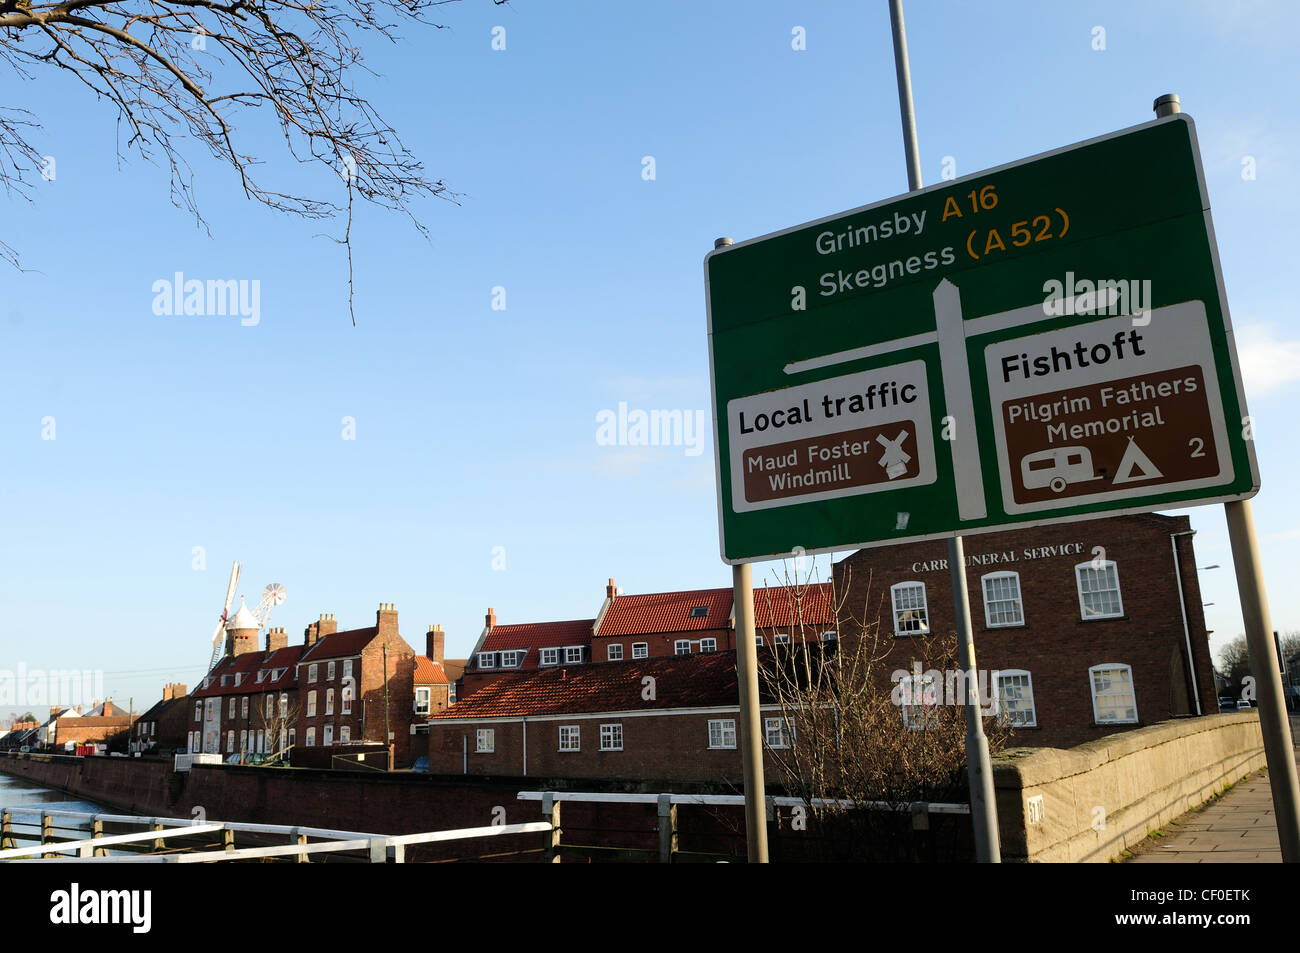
887 0 999 863
704 38 1275 859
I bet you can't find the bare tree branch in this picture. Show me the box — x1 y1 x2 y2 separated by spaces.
2 0 488 321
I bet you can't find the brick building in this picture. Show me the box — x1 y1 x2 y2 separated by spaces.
414 624 464 717
460 580 834 698
52 700 133 749
427 512 1214 781
130 682 190 754
831 511 1214 749
424 652 792 782
189 603 420 764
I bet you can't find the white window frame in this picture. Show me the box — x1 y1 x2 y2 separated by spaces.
700 638 717 654
414 687 431 715
675 640 691 656
822 630 837 641
478 652 496 669
306 727 316 747
476 728 495 753
340 726 351 743
558 725 580 752
607 644 624 661
891 581 930 636
993 670 1037 727
981 571 1025 628
279 693 288 718
327 660 336 681
307 691 317 718
600 723 623 751
1089 663 1139 724
266 696 274 719
540 647 559 667
631 643 648 659
774 633 790 645
325 688 335 716
1075 561 1124 620
323 724 334 746
707 719 737 749
500 650 524 668
241 696 249 718
564 646 584 664
228 697 236 719
899 672 940 730
239 729 247 751
764 716 793 749
308 663 318 683
343 659 353 680
342 685 352 715
226 729 235 751
194 702 202 722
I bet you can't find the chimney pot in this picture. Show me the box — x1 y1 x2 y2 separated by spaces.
606 577 617 600
485 608 496 629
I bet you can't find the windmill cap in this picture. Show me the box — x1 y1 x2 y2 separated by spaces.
226 598 261 631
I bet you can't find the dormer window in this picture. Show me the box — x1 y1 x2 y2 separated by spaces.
256 670 267 683
500 651 524 668
540 648 559 667
564 646 584 664
689 606 708 619
478 652 496 669
221 674 232 687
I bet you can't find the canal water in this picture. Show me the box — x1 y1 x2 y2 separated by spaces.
0 771 119 852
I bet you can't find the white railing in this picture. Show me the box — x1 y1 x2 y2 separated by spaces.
0 806 554 863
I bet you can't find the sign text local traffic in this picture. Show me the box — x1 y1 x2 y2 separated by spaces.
704 114 1258 564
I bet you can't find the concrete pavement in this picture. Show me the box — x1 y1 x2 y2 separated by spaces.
1125 717 1298 863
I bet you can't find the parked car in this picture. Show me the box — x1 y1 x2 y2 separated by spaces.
1218 697 1236 713
1237 699 1253 710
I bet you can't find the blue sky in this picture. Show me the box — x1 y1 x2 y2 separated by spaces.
2 0 1297 715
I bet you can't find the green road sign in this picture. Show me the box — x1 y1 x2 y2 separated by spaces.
704 114 1258 564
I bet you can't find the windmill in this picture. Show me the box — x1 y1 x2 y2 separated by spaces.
205 562 288 673
207 561 242 673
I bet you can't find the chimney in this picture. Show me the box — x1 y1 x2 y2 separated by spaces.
485 608 496 630
266 626 289 653
427 624 445 663
50 706 61 718
606 577 617 601
306 614 337 648
377 603 398 635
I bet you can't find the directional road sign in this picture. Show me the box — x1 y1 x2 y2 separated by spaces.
704 114 1258 564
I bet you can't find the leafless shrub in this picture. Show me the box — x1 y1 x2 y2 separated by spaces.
756 560 1012 861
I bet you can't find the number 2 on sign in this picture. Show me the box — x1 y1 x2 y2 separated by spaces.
1189 437 1205 458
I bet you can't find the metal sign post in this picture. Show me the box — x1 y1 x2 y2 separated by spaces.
889 0 999 863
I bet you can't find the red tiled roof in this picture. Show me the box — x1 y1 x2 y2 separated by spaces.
595 588 733 637
476 620 593 672
192 644 305 697
430 651 775 720
299 627 377 663
414 657 449 685
481 620 593 653
753 582 835 628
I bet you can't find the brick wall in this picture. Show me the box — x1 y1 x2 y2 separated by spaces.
427 708 792 783
832 512 1211 749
